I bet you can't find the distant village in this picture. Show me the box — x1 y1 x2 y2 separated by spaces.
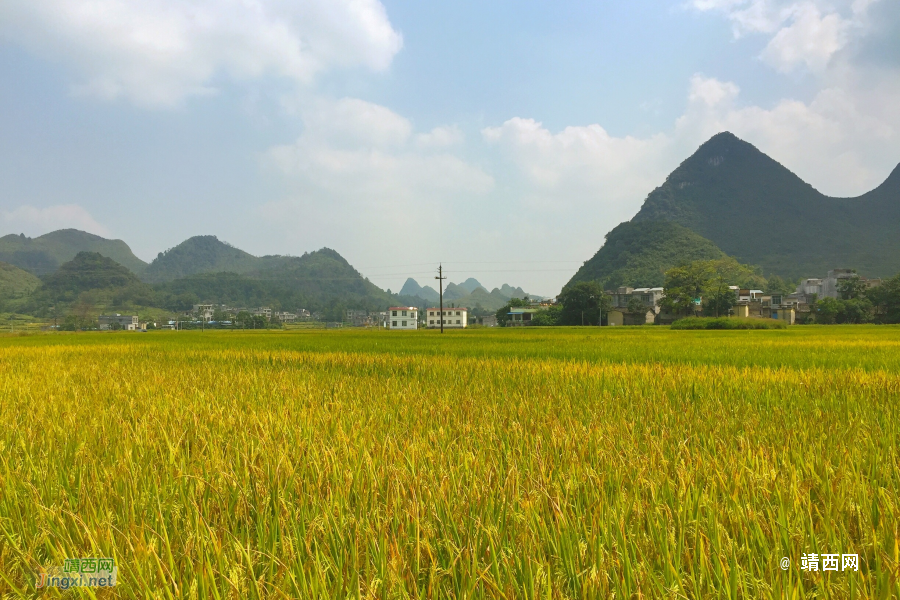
98 268 877 331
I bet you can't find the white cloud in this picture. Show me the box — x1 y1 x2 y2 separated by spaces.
689 0 879 73
0 0 403 107
260 98 493 259
1 204 110 237
761 4 850 72
416 126 465 149
675 74 899 193
482 72 900 240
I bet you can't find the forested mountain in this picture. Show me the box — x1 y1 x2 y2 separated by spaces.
25 251 156 313
0 262 41 299
0 229 147 276
156 248 394 315
568 132 900 291
632 132 900 280
143 235 293 282
567 221 726 290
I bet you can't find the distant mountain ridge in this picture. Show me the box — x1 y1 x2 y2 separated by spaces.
0 229 147 277
401 277 537 311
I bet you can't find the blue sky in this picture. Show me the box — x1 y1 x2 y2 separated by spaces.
1 0 898 295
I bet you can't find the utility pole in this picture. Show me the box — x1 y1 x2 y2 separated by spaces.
435 264 447 334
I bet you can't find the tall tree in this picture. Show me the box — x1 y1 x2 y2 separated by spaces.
660 262 712 316
558 281 609 326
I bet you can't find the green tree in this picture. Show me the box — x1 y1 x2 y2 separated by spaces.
660 262 712 316
626 296 647 315
867 275 900 323
765 275 795 296
558 282 609 326
703 274 735 318
234 311 253 329
531 305 562 326
837 274 867 300
838 298 873 324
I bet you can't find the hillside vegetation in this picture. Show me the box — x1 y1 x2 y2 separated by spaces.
632 132 900 279
567 220 726 290
143 235 294 282
0 262 41 299
0 229 147 276
156 248 394 316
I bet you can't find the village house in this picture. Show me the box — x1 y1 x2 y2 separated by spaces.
192 304 216 321
506 308 540 326
427 307 468 328
607 307 656 326
252 307 272 319
387 307 418 330
99 314 140 331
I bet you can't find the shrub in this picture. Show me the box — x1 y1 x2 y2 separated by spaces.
671 316 787 330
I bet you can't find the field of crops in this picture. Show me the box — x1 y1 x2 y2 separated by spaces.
1 326 898 599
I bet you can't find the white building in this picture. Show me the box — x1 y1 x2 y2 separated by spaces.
426 307 468 328
387 307 418 330
99 314 139 331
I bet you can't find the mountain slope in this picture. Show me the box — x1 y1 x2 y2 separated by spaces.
144 235 294 282
156 248 394 314
0 229 147 276
632 132 900 279
567 220 726 290
42 252 145 296
0 262 41 299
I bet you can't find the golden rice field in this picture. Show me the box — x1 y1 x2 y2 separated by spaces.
1 326 899 599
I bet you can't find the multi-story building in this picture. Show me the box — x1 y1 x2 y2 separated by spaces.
99 314 140 331
252 307 272 319
610 287 665 312
426 307 468 328
192 304 215 321
387 307 418 330
346 309 374 327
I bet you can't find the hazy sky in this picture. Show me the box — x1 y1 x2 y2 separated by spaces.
1 0 899 295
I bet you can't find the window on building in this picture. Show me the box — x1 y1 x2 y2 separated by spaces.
402 321 407 326
456 320 460 324
456 311 460 316
402 311 407 317
430 320 434 324
392 311 397 316
392 321 397 327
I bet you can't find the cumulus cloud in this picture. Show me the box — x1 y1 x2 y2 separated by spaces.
0 0 403 107
676 74 899 193
1 204 110 237
260 98 492 258
484 72 899 236
690 0 879 73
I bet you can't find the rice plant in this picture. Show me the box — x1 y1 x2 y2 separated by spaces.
0 327 898 598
